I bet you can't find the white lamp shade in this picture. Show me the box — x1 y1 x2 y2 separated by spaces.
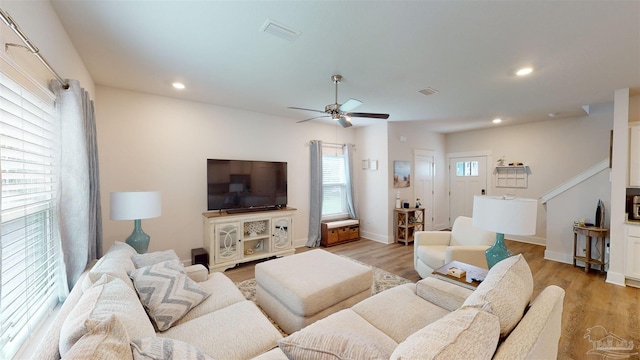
110 191 162 220
472 195 538 235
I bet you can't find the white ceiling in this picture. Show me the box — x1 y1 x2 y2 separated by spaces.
49 0 640 133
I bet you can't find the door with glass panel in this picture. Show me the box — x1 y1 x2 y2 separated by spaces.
449 156 487 227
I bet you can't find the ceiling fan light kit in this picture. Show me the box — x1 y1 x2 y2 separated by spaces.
289 74 390 128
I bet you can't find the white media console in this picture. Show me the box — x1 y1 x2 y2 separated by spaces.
202 207 296 272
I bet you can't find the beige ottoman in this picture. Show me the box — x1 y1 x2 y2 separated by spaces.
255 249 372 334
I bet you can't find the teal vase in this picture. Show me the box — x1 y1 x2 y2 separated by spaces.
485 233 512 268
125 219 150 254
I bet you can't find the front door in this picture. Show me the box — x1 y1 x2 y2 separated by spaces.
449 156 487 226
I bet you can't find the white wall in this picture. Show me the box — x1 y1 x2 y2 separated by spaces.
1 0 94 97
355 123 389 243
545 170 611 264
445 105 613 243
387 123 447 237
96 86 357 261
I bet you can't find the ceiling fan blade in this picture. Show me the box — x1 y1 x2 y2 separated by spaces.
337 117 353 128
347 112 390 119
296 115 330 123
339 98 362 112
288 106 326 114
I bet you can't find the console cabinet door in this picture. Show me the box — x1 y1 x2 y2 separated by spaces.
272 217 293 251
627 225 640 280
214 222 241 263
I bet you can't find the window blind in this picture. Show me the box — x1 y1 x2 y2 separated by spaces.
0 67 61 359
322 151 348 217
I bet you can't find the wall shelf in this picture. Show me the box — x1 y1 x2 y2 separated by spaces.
495 166 529 188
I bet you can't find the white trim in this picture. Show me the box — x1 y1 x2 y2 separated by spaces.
540 159 609 203
605 271 627 287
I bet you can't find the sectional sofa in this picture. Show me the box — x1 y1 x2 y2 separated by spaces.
33 242 564 359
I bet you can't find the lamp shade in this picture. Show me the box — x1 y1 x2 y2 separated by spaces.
472 195 537 235
110 191 161 220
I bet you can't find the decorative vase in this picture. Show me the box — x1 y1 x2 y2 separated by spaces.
485 233 513 268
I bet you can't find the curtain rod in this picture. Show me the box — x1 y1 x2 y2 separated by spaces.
305 141 355 149
1 8 69 89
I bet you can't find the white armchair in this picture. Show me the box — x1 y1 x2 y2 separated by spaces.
414 216 496 278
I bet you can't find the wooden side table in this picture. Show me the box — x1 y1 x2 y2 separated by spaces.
573 226 608 273
394 208 425 245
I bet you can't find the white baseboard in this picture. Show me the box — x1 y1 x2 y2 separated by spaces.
544 250 573 264
360 230 392 244
606 271 627 287
294 238 308 248
507 235 546 246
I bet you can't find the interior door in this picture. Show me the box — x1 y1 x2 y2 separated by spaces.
449 156 487 226
414 150 435 230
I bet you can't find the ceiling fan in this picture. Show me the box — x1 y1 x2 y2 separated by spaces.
288 74 390 128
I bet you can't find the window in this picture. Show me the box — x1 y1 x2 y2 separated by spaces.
0 67 61 358
456 161 479 177
322 148 348 218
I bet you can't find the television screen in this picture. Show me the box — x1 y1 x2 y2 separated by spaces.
207 159 287 211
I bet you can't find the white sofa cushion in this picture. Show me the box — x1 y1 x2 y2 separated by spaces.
390 307 500 360
131 337 213 360
462 254 533 337
128 260 210 331
63 315 132 360
131 249 179 269
277 309 397 358
174 272 246 326
160 300 283 359
84 242 137 290
351 283 449 343
278 328 390 360
59 275 155 356
416 277 474 312
493 285 565 360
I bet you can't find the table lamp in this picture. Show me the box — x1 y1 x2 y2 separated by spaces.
110 191 161 254
472 195 538 268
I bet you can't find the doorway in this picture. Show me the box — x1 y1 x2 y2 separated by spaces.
414 149 434 230
449 155 488 226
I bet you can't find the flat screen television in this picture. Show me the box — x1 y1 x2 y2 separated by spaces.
207 159 287 212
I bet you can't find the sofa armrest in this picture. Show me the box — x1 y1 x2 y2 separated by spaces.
185 264 209 282
416 277 474 312
414 231 452 247
445 246 491 269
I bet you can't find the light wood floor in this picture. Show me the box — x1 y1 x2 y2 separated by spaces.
223 238 639 360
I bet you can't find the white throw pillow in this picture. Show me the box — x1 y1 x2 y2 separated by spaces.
131 337 214 360
461 254 533 337
59 275 155 357
131 249 179 269
391 307 500 360
129 260 210 331
63 315 133 360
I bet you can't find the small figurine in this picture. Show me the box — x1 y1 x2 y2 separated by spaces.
415 198 421 208
497 156 506 166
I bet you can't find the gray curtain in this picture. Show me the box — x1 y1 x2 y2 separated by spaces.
343 144 357 219
306 140 323 247
51 79 103 290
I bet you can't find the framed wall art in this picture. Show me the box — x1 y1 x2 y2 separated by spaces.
393 161 410 188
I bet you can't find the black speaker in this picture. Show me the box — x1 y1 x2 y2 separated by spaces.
191 248 209 271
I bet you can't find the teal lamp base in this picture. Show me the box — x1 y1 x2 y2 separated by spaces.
125 219 150 254
485 233 512 268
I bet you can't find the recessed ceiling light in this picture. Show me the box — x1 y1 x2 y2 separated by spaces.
172 82 185 90
515 67 533 76
492 118 502 124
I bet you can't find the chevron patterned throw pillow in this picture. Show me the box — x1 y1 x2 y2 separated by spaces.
129 260 210 331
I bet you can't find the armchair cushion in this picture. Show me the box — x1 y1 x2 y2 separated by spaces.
414 216 495 278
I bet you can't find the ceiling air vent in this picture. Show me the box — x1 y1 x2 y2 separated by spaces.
260 19 301 42
419 87 439 96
